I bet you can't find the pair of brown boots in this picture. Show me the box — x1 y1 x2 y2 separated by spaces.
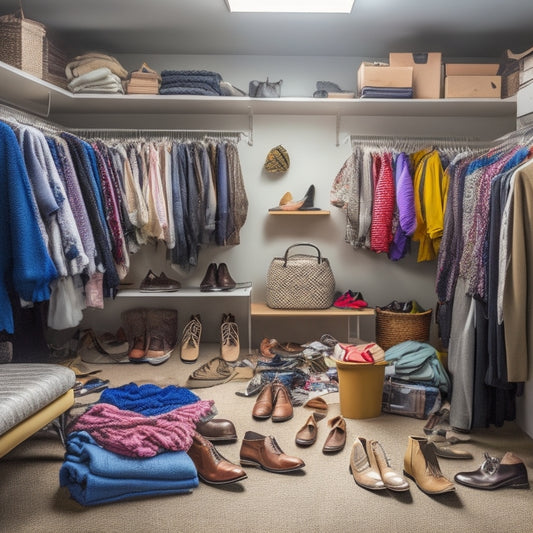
121 308 177 365
252 380 293 422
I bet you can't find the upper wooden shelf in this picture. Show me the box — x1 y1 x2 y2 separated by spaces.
0 61 518 120
251 302 375 317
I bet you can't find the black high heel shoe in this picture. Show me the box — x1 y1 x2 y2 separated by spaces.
270 185 319 211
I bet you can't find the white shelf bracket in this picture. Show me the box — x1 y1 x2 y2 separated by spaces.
247 105 254 146
336 113 341 147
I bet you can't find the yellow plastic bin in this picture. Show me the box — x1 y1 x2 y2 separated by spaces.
335 360 388 419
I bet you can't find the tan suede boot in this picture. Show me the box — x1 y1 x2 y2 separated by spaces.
403 436 455 494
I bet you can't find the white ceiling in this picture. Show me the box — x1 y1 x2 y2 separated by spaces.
1 0 533 59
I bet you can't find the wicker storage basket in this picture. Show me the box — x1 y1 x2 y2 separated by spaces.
43 37 68 88
375 307 432 351
0 11 46 79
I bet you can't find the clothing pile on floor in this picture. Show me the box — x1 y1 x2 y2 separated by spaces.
60 383 214 505
125 63 161 95
159 70 223 96
65 53 128 94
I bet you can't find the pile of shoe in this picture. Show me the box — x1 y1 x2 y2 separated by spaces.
120 308 178 365
259 338 304 358
139 270 181 292
423 401 473 459
333 290 368 309
378 299 425 313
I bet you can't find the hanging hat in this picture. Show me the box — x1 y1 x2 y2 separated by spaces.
264 145 290 173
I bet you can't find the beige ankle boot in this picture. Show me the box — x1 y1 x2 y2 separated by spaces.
403 436 455 494
369 440 410 492
349 437 386 491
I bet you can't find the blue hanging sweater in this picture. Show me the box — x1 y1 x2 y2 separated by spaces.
0 122 58 333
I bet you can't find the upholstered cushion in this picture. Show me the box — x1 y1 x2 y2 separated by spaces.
0 363 76 436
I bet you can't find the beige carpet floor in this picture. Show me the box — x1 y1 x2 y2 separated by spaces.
1 345 532 533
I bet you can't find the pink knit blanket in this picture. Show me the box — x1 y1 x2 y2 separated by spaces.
70 400 214 458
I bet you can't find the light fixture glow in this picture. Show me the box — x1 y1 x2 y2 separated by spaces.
225 0 355 14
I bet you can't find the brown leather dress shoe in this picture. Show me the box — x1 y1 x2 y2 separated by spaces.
322 415 346 453
252 382 274 419
271 381 293 422
240 431 305 473
454 452 529 490
187 432 247 485
216 262 236 290
200 263 218 291
196 418 238 442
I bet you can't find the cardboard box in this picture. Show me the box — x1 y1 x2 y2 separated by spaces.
389 52 442 99
444 75 501 98
445 63 499 76
357 62 412 94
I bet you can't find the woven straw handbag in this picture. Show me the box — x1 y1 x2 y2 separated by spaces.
266 243 335 309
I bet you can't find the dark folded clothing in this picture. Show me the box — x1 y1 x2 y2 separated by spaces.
159 86 221 96
160 80 221 94
161 69 222 80
160 70 223 95
360 86 413 99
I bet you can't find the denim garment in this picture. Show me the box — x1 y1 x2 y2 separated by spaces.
170 143 189 270
215 143 229 246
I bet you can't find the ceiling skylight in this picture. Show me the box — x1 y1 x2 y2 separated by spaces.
225 1 355 14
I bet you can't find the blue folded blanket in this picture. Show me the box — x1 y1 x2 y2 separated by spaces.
60 431 198 506
99 382 201 415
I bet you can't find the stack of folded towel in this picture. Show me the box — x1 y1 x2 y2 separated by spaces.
60 383 215 505
126 63 161 95
65 52 128 94
159 70 223 96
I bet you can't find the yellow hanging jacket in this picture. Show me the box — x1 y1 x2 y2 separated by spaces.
411 149 449 262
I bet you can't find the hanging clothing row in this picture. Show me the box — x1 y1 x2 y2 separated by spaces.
0 105 248 335
435 127 533 432
330 136 490 262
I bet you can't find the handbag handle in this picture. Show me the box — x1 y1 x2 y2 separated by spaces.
283 243 323 265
